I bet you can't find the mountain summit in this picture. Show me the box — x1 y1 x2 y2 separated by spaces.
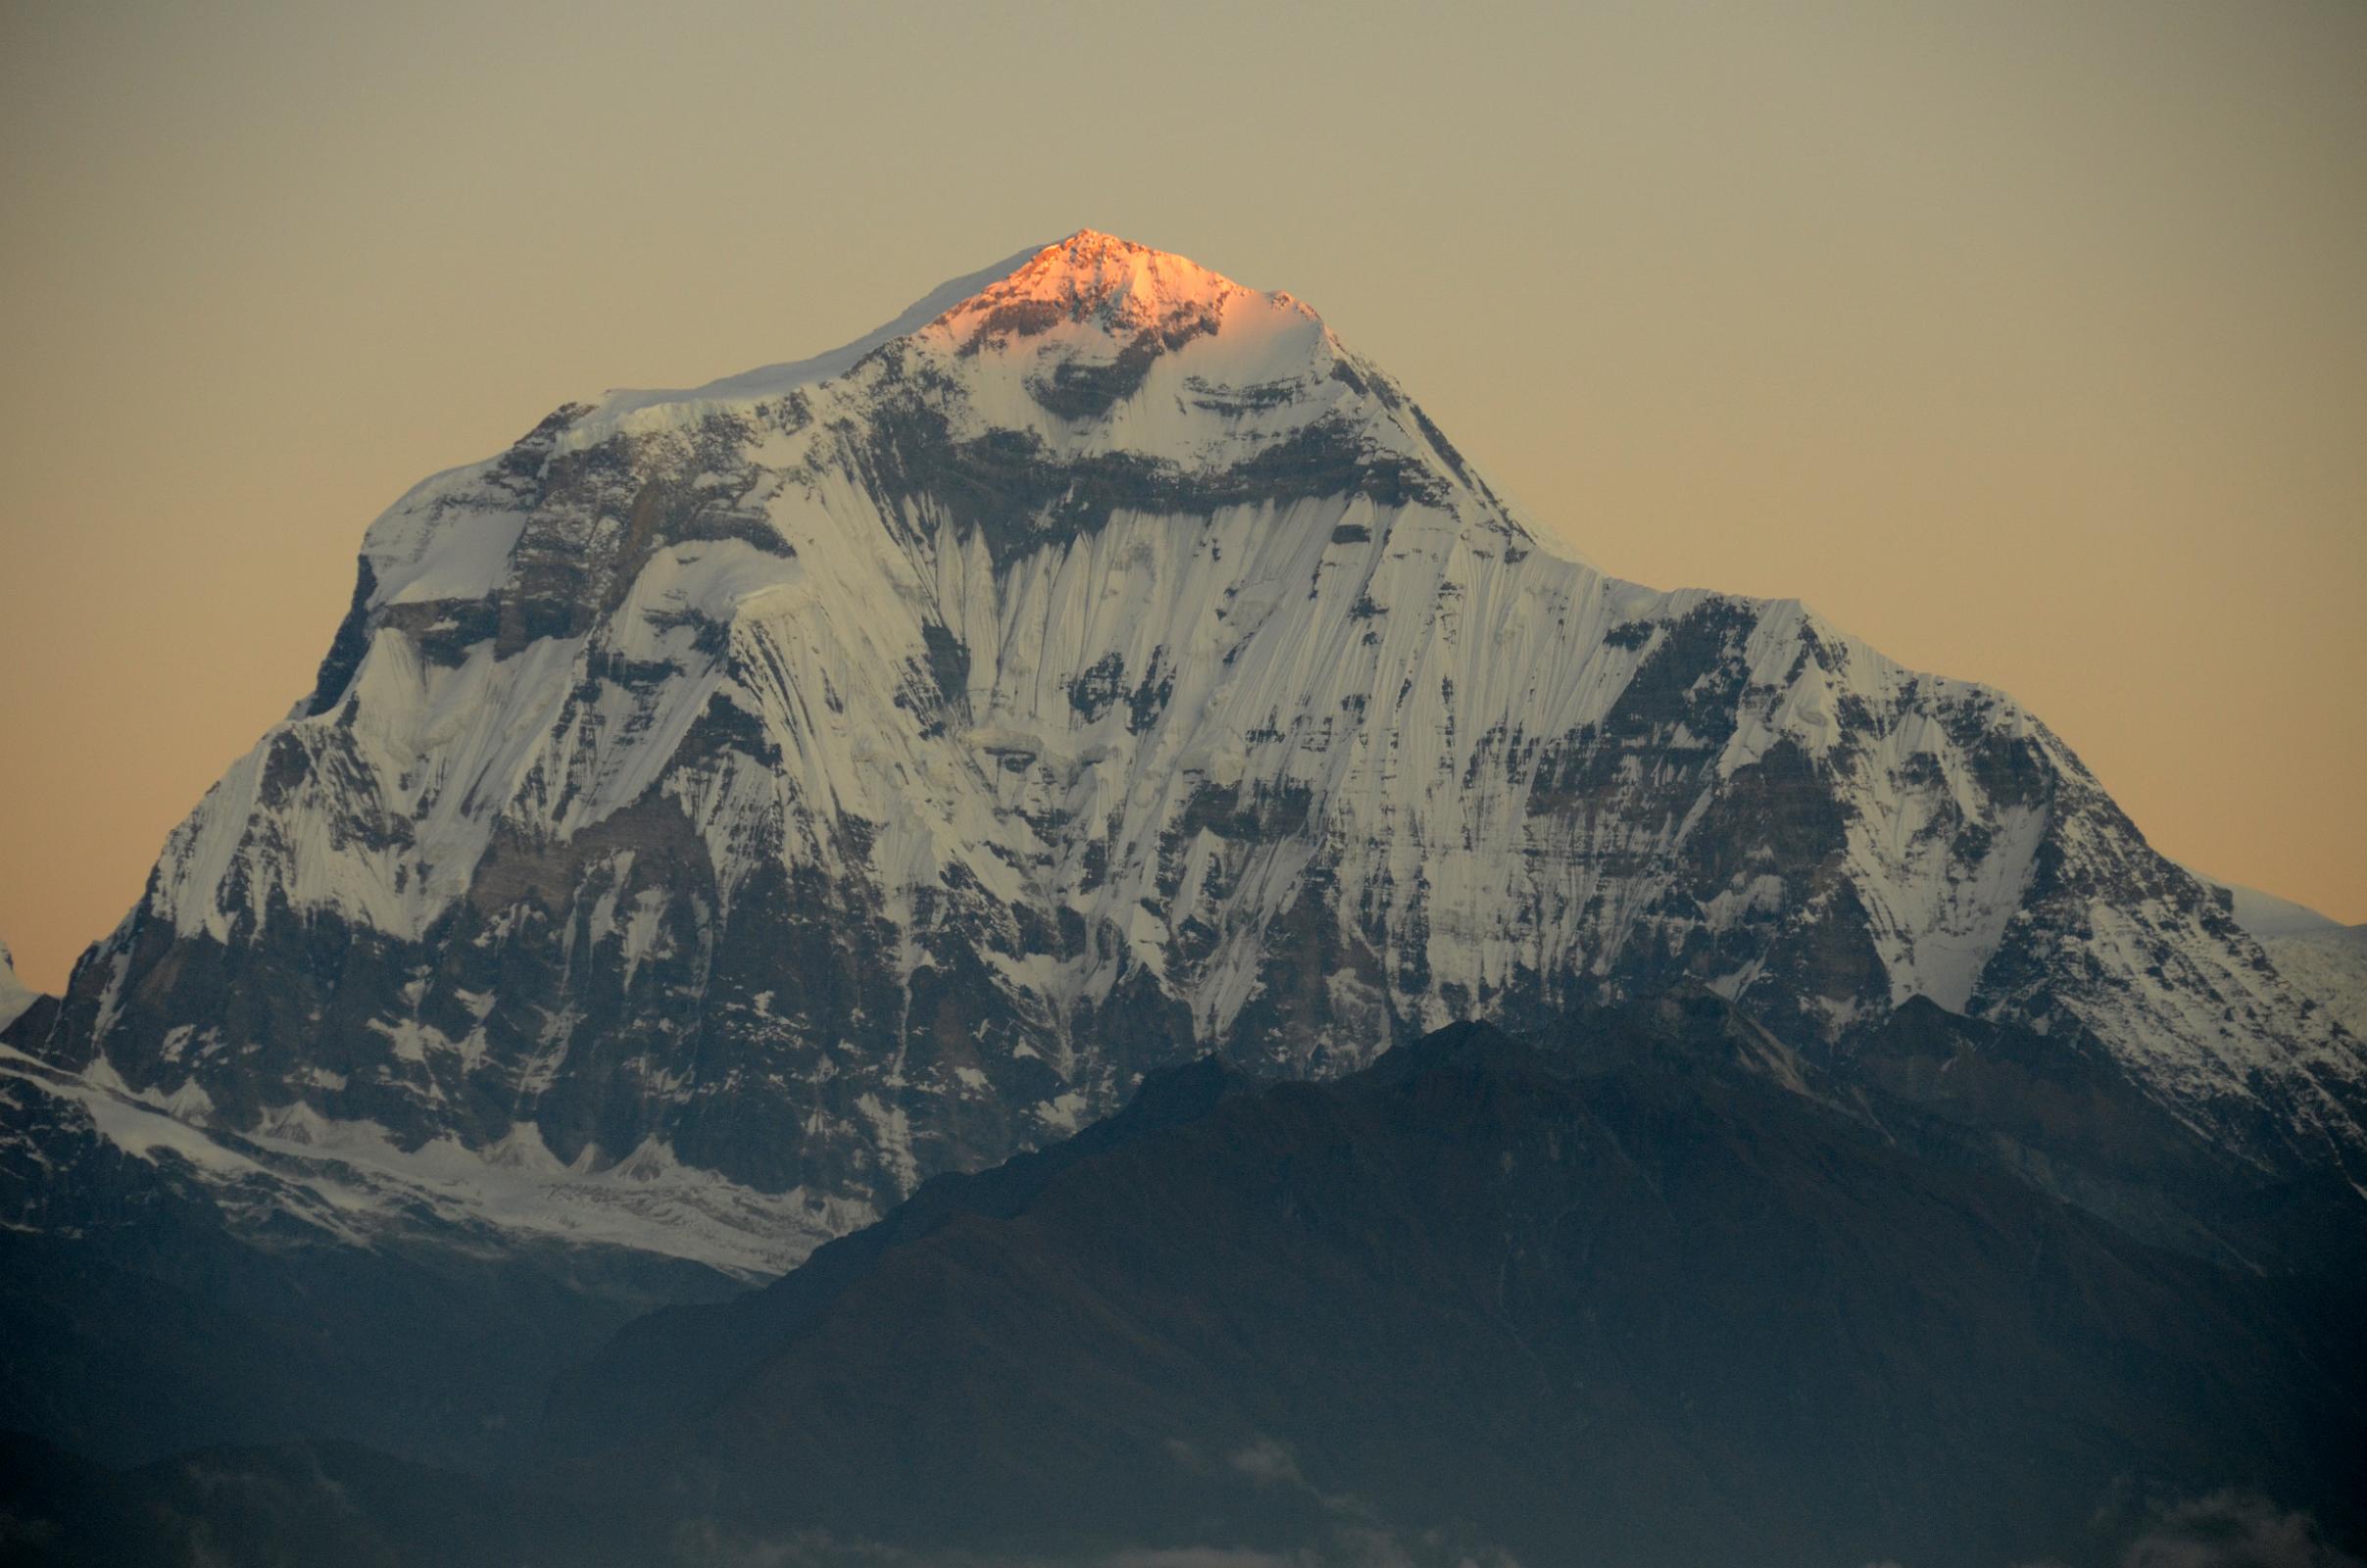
8 231 2361 1281
936 228 1266 333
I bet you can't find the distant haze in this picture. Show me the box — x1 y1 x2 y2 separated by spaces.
1 0 2361 992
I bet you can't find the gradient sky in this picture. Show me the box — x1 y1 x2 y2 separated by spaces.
2 0 2362 992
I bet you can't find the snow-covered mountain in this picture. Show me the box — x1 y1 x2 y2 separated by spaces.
12 230 2363 1274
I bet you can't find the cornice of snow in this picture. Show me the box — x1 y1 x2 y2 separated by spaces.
582 240 1052 436
567 231 1291 450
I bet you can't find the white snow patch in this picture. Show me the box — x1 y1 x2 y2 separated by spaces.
0 942 39 1033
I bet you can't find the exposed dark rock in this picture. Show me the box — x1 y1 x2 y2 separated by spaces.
528 1003 2365 1568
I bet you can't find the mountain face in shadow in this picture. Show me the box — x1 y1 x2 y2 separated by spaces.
0 1041 739 1473
522 994 2363 1568
6 995 2359 1566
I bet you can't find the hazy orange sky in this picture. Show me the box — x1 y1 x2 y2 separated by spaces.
2 1 2362 992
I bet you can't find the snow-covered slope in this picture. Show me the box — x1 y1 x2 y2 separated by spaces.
15 231 2363 1270
2192 870 2348 942
2258 929 2367 1040
0 942 36 1034
0 1041 827 1276
2188 872 2366 1046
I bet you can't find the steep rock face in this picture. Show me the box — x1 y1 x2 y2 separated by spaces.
18 231 2363 1266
